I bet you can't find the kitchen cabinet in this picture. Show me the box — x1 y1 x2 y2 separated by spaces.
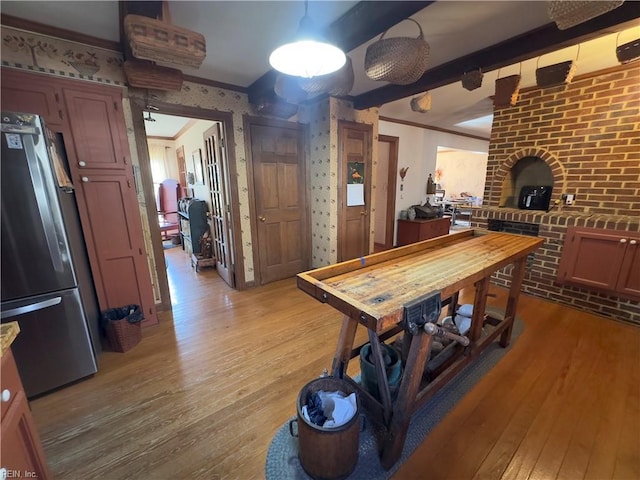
396 217 451 246
557 226 640 300
1 68 157 325
1 346 51 480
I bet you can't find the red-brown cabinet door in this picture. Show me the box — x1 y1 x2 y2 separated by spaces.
617 236 640 300
62 87 129 171
75 174 156 324
0 69 63 128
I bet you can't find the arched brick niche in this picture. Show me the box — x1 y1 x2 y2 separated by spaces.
494 148 566 208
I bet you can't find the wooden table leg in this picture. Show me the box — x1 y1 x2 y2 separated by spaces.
331 314 359 378
468 277 489 344
501 257 526 347
380 330 433 470
367 330 393 425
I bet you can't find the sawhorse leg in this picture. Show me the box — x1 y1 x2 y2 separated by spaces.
380 329 433 470
331 314 359 378
501 257 526 347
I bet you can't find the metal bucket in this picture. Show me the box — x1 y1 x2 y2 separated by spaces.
289 377 360 480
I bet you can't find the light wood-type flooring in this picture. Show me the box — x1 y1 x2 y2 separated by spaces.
30 246 639 479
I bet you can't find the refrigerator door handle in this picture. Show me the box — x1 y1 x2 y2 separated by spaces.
1 296 62 319
23 134 65 272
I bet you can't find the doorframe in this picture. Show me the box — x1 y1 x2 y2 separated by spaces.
242 114 310 286
378 134 399 250
129 97 247 298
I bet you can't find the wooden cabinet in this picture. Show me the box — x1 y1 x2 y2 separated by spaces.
179 200 209 255
1 69 157 325
557 226 640 300
63 86 129 171
396 217 451 246
1 350 51 480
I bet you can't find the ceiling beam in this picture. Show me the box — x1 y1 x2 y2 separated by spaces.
247 0 435 104
354 2 640 110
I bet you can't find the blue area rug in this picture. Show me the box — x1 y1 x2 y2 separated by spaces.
265 314 523 479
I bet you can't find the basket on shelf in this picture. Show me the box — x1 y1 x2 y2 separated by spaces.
547 0 624 30
364 18 429 85
298 56 355 96
616 38 640 64
124 59 184 91
410 92 431 113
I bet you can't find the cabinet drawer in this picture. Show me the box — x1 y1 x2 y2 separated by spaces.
1 350 23 421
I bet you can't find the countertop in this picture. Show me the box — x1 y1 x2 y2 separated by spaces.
0 321 20 356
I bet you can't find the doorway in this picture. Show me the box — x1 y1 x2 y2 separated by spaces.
375 135 399 252
129 99 244 311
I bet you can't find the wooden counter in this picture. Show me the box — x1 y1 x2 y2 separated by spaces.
1 321 51 479
297 229 543 469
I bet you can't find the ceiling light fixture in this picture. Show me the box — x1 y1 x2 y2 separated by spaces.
269 0 346 78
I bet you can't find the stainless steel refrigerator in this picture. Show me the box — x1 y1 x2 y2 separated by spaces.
1 111 98 398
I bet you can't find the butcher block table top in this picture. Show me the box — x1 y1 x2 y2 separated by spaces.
297 229 543 333
0 321 20 356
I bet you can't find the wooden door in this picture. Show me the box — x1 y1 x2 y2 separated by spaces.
249 122 308 284
204 123 234 287
62 87 128 171
338 121 372 262
0 69 63 128
75 174 156 322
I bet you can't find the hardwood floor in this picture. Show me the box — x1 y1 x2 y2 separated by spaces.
30 246 639 479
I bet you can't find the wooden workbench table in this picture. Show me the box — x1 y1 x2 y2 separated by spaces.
297 229 543 469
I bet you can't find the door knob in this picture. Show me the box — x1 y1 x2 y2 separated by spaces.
620 238 627 244
259 216 266 222
360 211 367 216
631 240 637 245
1 389 10 402
79 161 86 167
81 176 89 183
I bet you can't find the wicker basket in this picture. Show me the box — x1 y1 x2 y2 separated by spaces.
410 92 431 113
494 74 521 108
106 317 142 353
616 38 640 64
461 69 483 91
298 56 354 96
124 60 183 91
274 74 308 104
124 14 206 69
536 60 577 87
364 18 429 85
547 0 623 30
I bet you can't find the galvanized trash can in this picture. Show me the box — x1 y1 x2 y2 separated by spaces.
289 377 360 480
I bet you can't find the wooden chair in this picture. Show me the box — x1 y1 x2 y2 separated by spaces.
158 179 180 240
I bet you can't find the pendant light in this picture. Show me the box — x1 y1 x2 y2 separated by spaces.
269 0 346 78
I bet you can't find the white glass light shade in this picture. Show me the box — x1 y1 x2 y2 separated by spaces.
269 40 346 78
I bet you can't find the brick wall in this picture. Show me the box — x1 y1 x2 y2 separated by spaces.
473 63 640 326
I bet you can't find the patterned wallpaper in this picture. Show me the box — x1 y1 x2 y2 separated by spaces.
1 24 381 283
300 97 379 266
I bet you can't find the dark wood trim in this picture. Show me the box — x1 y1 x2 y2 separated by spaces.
129 96 247 290
182 75 247 94
355 3 640 109
379 116 490 142
247 1 435 104
378 134 399 250
1 13 121 52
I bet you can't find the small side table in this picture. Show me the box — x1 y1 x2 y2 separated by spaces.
191 254 215 272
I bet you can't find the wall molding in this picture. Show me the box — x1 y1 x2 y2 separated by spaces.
379 116 490 142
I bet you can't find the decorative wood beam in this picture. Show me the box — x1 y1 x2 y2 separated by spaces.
247 1 435 104
354 2 640 109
